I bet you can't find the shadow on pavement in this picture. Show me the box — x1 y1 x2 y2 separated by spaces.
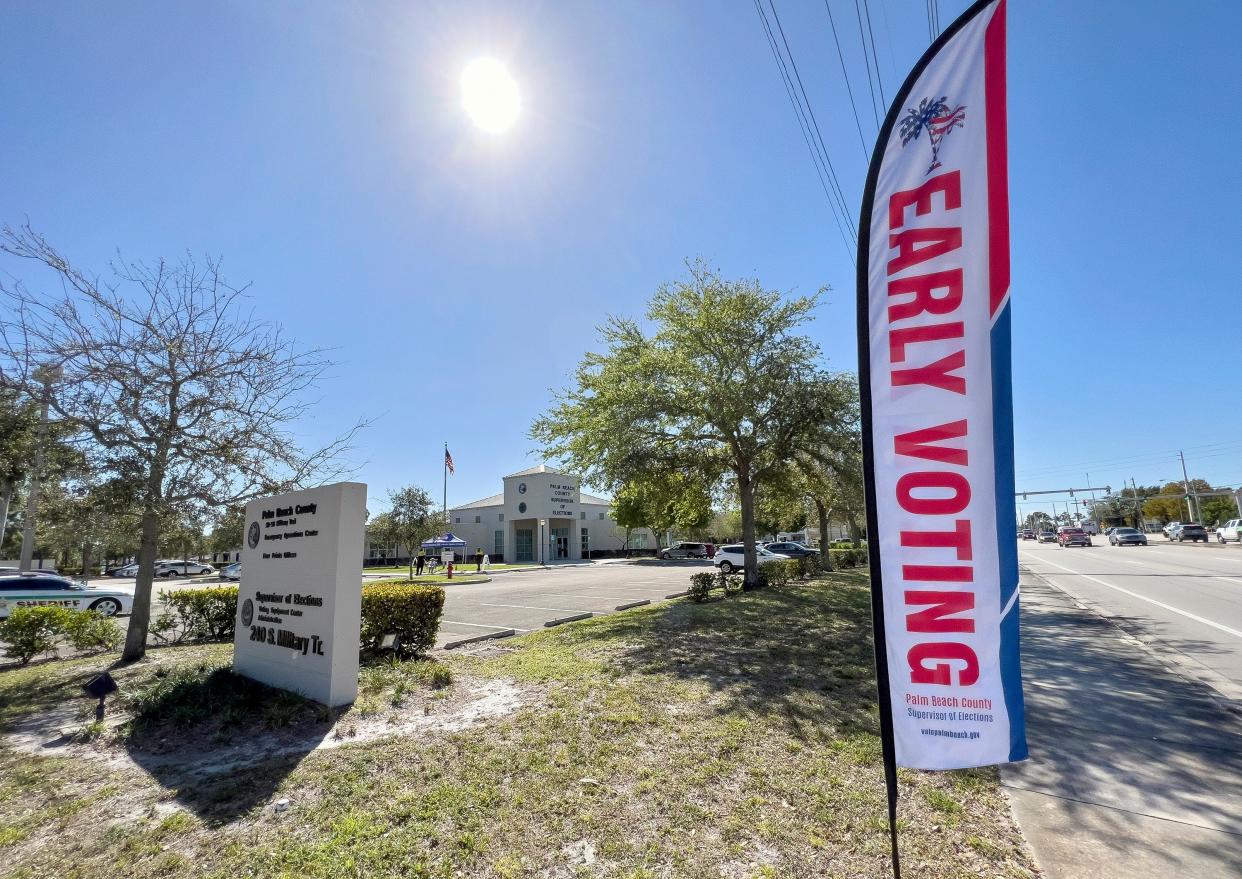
1006 576 1242 876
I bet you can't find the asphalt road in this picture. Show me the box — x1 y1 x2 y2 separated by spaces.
1018 536 1242 702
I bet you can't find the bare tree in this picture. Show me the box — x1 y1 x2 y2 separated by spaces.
0 224 364 660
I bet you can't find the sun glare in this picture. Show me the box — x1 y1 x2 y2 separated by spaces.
461 58 521 134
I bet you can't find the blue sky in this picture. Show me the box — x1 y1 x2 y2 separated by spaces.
2 1 1239 518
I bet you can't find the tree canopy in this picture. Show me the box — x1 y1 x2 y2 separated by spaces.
531 262 857 585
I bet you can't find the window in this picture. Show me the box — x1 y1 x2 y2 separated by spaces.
498 513 504 522
632 532 648 549
475 515 481 524
581 527 589 555
580 511 586 520
519 502 527 514
599 512 606 520
495 530 504 557
454 517 461 524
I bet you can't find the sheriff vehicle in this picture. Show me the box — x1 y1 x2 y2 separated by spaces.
0 573 133 618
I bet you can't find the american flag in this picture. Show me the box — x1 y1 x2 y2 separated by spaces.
444 447 455 475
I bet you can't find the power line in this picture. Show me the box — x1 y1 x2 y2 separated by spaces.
861 0 886 110
852 0 882 127
765 0 857 237
822 0 870 158
753 0 857 260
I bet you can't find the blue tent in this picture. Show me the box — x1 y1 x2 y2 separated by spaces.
421 532 467 550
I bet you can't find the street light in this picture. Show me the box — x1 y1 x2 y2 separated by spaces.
538 519 546 566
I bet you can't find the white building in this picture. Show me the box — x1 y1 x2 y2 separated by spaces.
441 465 653 563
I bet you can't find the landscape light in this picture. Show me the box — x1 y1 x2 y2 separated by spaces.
82 671 118 722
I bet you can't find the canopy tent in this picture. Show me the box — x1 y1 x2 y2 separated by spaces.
421 532 467 550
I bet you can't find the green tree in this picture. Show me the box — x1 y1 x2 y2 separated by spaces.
1201 496 1239 527
209 506 246 557
1023 512 1053 531
612 473 712 551
366 511 399 563
531 262 854 588
0 387 38 548
387 485 440 579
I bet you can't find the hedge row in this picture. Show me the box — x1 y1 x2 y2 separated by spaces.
686 550 868 603
0 607 121 665
153 581 445 658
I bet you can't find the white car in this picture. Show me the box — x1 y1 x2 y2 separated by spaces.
0 574 133 618
153 560 215 577
219 562 241 581
1217 519 1242 544
712 544 791 574
1163 522 1181 538
109 563 139 578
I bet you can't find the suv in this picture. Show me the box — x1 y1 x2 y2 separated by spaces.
713 544 790 574
659 542 710 560
1057 527 1092 547
1169 523 1208 543
763 541 817 558
153 560 216 577
1163 522 1181 538
1217 519 1242 544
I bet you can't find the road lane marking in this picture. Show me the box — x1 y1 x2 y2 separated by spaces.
1020 551 1242 640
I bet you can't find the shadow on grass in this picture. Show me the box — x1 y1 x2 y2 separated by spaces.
540 569 882 742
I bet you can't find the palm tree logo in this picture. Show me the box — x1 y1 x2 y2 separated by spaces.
899 96 966 175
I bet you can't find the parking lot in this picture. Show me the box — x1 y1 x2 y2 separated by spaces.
430 559 711 648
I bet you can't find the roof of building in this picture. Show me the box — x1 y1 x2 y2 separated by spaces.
451 493 505 510
504 463 573 479
580 492 612 506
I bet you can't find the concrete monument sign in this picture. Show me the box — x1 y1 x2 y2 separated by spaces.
233 481 366 706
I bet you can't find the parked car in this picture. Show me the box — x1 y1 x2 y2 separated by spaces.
1109 527 1148 546
1037 531 1057 543
713 544 790 574
763 541 817 559
1216 519 1242 544
659 542 711 560
153 560 215 577
0 574 132 618
219 562 241 581
108 563 139 578
1020 529 1035 540
1169 523 1208 543
1057 527 1092 547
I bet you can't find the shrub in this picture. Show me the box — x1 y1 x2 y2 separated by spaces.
158 586 239 643
0 606 73 665
765 562 789 588
63 611 123 652
828 547 869 568
360 580 446 657
688 571 716 603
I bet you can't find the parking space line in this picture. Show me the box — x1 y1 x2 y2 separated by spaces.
477 601 608 613
441 620 516 630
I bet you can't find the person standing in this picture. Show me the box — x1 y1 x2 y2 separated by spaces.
475 547 483 572
415 548 426 576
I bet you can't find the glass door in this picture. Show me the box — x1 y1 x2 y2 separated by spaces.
515 528 533 562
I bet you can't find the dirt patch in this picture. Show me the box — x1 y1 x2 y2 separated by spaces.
5 675 531 779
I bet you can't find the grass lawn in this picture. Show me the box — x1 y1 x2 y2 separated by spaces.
0 571 1036 878
364 572 490 585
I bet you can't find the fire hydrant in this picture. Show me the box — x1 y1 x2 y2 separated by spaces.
446 562 453 580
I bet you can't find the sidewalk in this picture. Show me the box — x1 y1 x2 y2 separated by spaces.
1004 574 1242 878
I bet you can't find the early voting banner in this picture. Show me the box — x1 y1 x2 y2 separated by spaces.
857 0 1026 771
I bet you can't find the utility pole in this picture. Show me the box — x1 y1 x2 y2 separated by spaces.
1130 478 1144 531
18 366 57 572
1179 450 1201 522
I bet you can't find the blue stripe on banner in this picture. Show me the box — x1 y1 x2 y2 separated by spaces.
990 300 1027 761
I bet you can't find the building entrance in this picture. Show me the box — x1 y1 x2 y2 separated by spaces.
515 528 533 562
552 526 569 560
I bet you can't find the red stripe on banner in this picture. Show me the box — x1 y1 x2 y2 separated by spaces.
985 0 1009 317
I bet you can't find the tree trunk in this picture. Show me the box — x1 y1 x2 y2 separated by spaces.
81 542 92 583
122 508 161 662
739 469 759 589
0 481 12 549
846 513 862 547
814 498 833 572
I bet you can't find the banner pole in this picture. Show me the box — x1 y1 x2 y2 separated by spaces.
443 442 448 529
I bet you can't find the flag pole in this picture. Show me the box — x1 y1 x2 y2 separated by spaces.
443 441 448 529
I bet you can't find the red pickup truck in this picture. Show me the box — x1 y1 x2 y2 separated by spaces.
1057 527 1092 547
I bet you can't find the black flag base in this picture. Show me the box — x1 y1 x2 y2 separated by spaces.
886 772 901 878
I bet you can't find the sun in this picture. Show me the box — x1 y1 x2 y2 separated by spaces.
461 58 521 134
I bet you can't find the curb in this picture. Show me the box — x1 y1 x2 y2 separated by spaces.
614 599 651 611
544 612 593 628
442 629 516 650
664 590 690 599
